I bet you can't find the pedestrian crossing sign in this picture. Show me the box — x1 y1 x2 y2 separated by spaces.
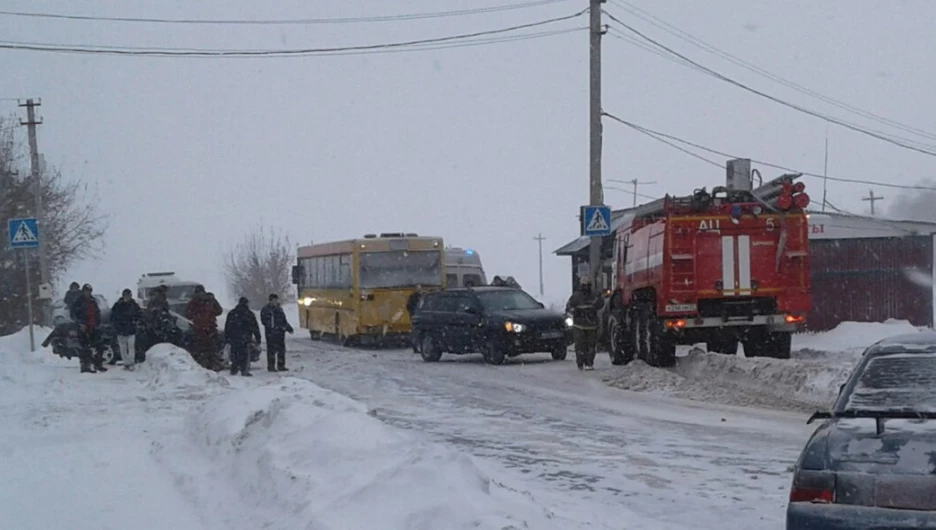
582 206 611 236
8 217 39 249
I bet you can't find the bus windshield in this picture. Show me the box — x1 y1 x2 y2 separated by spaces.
359 251 442 289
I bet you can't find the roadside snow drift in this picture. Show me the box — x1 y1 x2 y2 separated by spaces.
141 343 230 392
607 321 929 412
186 377 555 530
793 319 923 357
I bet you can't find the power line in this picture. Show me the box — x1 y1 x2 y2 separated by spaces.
602 9 936 158
0 10 587 58
0 0 573 26
603 110 936 192
608 0 936 142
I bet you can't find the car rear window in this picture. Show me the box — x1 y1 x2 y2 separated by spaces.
842 352 936 413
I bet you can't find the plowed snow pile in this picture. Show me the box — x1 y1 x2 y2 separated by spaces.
141 343 230 393
606 320 928 412
183 377 557 530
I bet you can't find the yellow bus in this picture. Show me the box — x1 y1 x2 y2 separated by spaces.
291 233 446 345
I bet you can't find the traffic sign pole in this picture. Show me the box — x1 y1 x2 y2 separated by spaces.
8 217 40 351
23 251 34 352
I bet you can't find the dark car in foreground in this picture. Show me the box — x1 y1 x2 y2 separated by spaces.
787 331 936 529
411 286 571 364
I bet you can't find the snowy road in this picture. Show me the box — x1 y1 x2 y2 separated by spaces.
284 338 818 529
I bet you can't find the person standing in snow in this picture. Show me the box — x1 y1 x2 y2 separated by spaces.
224 297 261 377
111 289 142 371
185 285 224 371
139 284 173 359
565 276 604 371
406 285 423 353
70 284 107 374
63 282 81 307
260 294 294 372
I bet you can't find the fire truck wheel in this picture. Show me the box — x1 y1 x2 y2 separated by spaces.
766 332 792 359
641 306 677 368
609 316 635 365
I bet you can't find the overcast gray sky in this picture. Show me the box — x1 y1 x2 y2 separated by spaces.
1 0 934 305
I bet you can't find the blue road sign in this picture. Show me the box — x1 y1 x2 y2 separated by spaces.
8 217 39 249
582 205 612 236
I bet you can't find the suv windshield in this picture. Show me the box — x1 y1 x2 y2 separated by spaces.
360 251 442 289
476 290 541 312
838 352 936 413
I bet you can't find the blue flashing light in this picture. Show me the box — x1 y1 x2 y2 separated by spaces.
730 205 743 218
465 249 475 255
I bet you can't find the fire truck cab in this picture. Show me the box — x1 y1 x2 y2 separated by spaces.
604 162 811 367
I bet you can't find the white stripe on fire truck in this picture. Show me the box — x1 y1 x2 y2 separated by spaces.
737 234 752 296
721 236 735 297
625 252 665 274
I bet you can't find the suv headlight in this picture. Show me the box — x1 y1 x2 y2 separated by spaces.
303 297 313 307
504 321 525 333
565 316 573 327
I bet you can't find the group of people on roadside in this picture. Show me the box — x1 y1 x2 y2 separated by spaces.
56 281 295 377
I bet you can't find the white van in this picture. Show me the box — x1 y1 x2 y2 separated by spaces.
444 247 487 288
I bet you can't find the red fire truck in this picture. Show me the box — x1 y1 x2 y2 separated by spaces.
603 167 811 367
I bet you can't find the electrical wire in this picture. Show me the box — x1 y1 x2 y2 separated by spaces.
602 9 936 158
602 111 936 192
0 10 587 58
0 0 573 26
608 0 936 142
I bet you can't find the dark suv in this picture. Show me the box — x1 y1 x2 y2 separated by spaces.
411 286 571 364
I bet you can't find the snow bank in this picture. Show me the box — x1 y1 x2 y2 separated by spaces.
186 377 556 530
606 351 849 412
794 319 923 356
141 343 229 392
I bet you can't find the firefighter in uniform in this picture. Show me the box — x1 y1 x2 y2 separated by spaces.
565 276 604 371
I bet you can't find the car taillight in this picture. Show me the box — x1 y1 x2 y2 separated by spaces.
785 314 805 324
789 487 833 504
789 469 835 504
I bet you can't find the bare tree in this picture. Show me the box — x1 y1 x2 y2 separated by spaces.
222 226 295 306
0 116 110 333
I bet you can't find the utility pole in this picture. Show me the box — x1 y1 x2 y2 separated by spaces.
588 0 605 285
608 178 656 207
19 98 50 327
534 233 546 297
862 189 884 216
821 121 829 212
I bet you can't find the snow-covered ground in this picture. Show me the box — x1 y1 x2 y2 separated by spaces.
0 328 565 530
4 307 925 530
606 319 927 412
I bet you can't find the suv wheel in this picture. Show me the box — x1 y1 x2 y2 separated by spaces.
420 334 442 362
550 344 568 361
484 340 506 365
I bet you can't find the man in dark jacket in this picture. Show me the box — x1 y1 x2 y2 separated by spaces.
260 294 294 372
63 282 81 307
406 285 423 353
139 284 173 360
185 285 224 371
70 283 107 373
111 289 142 371
224 297 261 377
565 276 604 371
